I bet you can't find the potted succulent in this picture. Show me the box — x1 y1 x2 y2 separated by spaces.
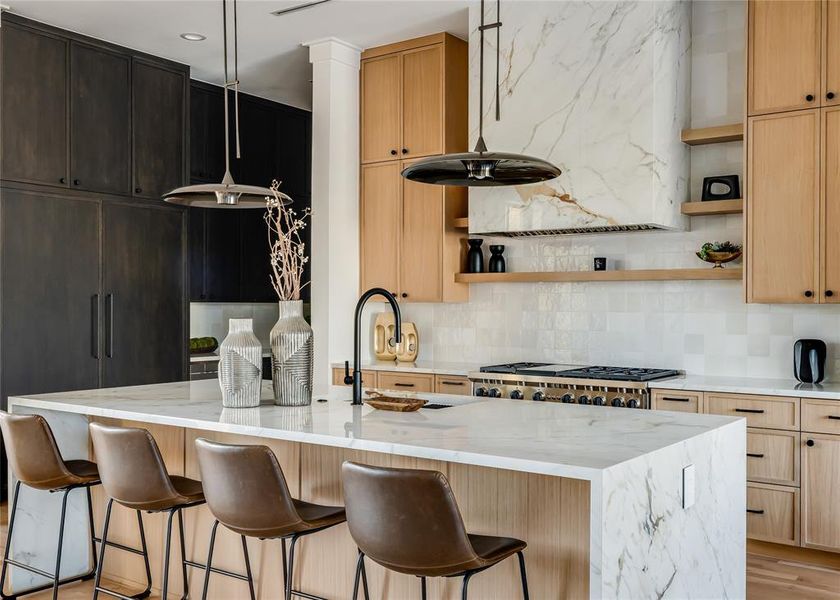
696 241 742 269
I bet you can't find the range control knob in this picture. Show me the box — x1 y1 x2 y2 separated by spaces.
532 390 546 402
510 389 523 400
611 397 625 408
578 395 591 405
627 398 641 409
475 387 488 397
592 396 607 406
561 393 575 403
488 388 502 398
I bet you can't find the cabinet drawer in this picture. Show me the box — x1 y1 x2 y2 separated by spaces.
434 375 471 396
651 389 703 413
377 372 434 393
802 399 840 434
706 393 799 430
331 368 377 388
746 482 800 546
747 428 800 486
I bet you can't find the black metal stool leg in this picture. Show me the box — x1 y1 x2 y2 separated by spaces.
241 536 255 600
359 552 369 600
161 509 177 600
50 488 71 600
516 551 529 600
177 509 189 600
200 520 219 600
0 481 21 600
136 510 152 597
351 552 364 600
93 498 114 600
285 535 298 600
461 571 475 600
420 576 427 600
280 538 288 596
85 485 98 580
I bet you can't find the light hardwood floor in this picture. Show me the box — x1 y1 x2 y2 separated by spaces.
1 503 840 599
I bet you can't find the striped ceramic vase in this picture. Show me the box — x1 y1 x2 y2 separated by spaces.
218 318 262 408
270 300 313 406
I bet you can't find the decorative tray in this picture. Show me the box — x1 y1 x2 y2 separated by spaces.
363 390 427 412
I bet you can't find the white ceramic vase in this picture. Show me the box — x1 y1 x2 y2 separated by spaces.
270 300 313 406
218 318 262 408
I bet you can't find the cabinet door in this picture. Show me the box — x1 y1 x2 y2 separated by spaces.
748 0 821 115
823 0 840 107
276 108 312 198
239 208 276 302
822 106 840 301
401 163 442 302
188 208 206 300
203 209 242 301
802 433 840 551
189 84 227 183
70 42 131 195
361 55 401 163
133 61 186 199
360 163 401 295
0 24 68 187
747 110 820 303
1 190 100 404
402 45 443 159
102 203 186 387
236 97 279 189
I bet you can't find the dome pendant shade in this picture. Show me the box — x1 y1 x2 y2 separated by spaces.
401 150 562 187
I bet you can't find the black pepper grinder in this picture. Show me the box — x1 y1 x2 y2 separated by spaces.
467 239 484 273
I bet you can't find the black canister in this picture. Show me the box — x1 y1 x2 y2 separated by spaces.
794 339 827 384
467 239 484 273
488 245 506 273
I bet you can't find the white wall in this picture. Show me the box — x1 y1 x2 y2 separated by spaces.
362 0 840 382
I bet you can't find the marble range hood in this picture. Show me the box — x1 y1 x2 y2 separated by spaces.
468 1 691 237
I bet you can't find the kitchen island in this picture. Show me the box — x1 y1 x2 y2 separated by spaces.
7 381 745 599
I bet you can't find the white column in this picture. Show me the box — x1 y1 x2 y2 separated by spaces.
304 38 361 394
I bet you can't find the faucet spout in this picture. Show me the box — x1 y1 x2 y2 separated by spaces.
348 288 402 405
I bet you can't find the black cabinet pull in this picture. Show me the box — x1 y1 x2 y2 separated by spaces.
401 292 408 298
828 92 836 100
91 294 100 359
390 149 398 156
806 439 815 447
440 381 465 386
662 397 690 402
804 290 814 298
746 509 765 515
60 177 66 184
746 452 765 459
73 179 80 186
734 408 765 414
827 290 835 297
135 187 142 194
401 148 408 154
105 293 115 358
394 382 415 388
828 415 840 420
806 94 815 102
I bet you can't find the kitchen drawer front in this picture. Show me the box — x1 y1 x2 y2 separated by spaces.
802 399 840 434
705 393 799 430
434 375 471 396
651 389 703 413
377 372 434 393
747 428 800 486
746 482 800 546
331 368 377 388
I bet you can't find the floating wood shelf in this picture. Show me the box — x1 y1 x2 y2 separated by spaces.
454 268 743 284
453 217 469 229
681 123 744 146
681 199 744 216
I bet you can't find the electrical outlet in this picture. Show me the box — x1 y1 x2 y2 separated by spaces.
682 464 695 509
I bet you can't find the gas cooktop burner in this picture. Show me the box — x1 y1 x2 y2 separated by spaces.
479 362 551 374
478 363 679 382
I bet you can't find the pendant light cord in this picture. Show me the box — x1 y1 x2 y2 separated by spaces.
222 0 231 176
495 0 500 121
233 0 241 159
476 0 486 153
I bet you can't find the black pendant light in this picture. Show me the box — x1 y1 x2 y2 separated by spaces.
164 0 289 208
401 0 561 187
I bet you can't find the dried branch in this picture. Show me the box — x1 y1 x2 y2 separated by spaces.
264 180 311 301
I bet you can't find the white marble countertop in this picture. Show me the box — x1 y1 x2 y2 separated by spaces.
329 359 481 377
9 380 739 481
651 374 840 401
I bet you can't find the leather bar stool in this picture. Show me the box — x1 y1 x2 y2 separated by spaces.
341 461 529 600
194 438 347 600
89 422 205 600
0 411 100 600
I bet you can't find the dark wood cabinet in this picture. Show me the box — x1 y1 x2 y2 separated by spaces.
202 209 242 301
190 83 226 183
276 108 313 199
132 60 187 199
239 208 275 302
69 42 131 195
236 97 280 190
0 23 68 187
102 203 186 387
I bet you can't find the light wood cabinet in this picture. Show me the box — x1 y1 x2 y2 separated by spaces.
361 55 401 163
802 433 840 551
821 106 840 301
650 389 703 413
434 375 471 396
401 161 443 302
705 392 800 430
360 162 402 296
748 429 801 486
376 371 434 393
824 0 840 107
747 110 821 303
747 482 801 546
401 45 443 159
748 0 821 115
802 398 840 434
331 368 377 388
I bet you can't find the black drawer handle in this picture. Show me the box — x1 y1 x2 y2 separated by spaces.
90 294 99 359
135 187 142 194
734 408 765 414
828 415 840 420
662 397 690 402
60 177 66 184
73 179 81 186
394 382 415 388
440 381 465 386
746 509 765 515
746 452 765 459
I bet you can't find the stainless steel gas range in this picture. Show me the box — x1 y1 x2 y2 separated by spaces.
468 363 681 409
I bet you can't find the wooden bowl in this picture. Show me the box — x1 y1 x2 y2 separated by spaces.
364 390 427 412
696 250 742 269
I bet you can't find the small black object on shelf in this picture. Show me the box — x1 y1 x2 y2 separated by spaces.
794 339 826 384
488 245 506 273
593 257 607 271
701 175 740 201
467 239 484 273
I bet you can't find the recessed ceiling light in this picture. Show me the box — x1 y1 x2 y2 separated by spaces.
180 32 206 42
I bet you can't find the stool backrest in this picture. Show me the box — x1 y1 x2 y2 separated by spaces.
341 461 477 572
195 438 302 534
89 422 180 508
0 411 73 490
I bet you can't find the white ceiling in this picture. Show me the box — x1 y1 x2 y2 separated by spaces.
3 0 470 109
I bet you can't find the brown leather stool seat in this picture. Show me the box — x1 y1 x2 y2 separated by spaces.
89 422 207 600
342 461 529 599
195 438 346 600
0 411 101 600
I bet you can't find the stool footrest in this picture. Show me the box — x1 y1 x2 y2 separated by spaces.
93 585 151 600
0 567 97 600
183 559 249 581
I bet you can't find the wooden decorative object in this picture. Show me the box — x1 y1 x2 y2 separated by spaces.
696 250 743 269
364 391 427 412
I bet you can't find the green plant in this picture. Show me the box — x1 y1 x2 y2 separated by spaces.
697 241 742 261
